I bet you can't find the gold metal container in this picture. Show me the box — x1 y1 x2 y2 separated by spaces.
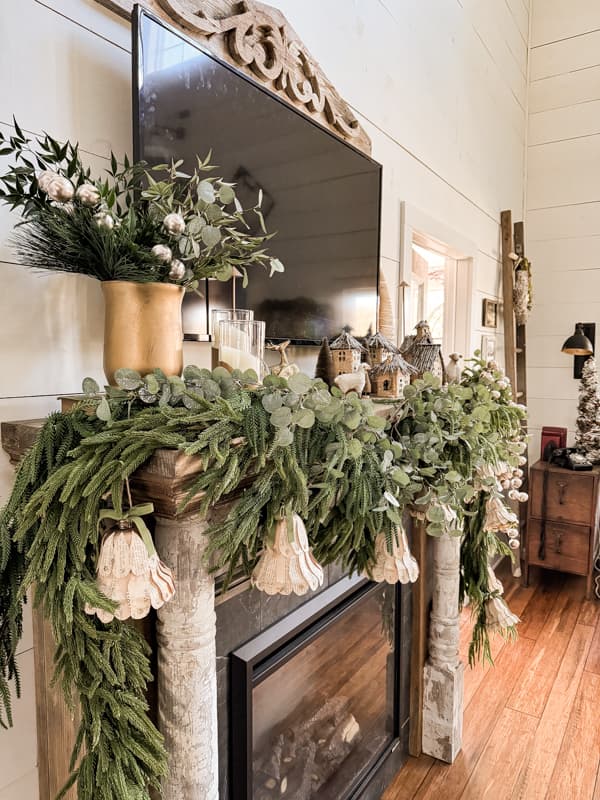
102 281 184 385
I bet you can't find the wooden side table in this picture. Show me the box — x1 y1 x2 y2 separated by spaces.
524 460 600 600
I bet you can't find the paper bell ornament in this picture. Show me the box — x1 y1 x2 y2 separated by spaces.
368 525 419 584
439 502 461 534
85 504 175 623
487 563 504 596
485 595 520 632
474 461 496 488
484 495 519 533
252 514 324 596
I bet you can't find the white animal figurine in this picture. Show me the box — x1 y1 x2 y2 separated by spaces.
334 363 371 395
446 353 463 384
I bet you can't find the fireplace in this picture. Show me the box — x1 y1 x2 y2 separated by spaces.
231 576 406 799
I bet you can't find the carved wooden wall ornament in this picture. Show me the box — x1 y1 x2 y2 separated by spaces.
96 0 372 154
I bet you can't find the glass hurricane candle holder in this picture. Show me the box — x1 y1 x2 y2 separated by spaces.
218 319 266 380
210 308 254 369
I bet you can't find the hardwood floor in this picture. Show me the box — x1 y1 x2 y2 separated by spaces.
384 563 600 800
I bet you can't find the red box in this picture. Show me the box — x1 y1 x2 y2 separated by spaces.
541 426 567 461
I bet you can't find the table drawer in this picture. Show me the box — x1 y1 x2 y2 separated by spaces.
530 469 595 526
527 519 590 576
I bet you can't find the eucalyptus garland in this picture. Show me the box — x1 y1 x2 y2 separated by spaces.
0 358 527 800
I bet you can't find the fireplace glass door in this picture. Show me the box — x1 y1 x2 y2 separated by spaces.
235 582 397 800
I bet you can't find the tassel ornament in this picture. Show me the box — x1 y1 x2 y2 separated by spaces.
368 525 419 584
252 514 324 596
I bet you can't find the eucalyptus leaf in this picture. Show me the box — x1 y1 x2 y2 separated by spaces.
168 376 186 396
294 409 315 429
343 410 361 430
201 225 221 248
183 365 204 382
96 397 112 422
187 217 203 235
367 415 387 431
273 426 294 447
205 203 222 222
445 470 463 483
201 378 221 401
212 366 232 381
287 373 312 394
283 392 300 407
197 180 215 203
262 393 283 413
218 184 235 204
82 377 100 395
270 406 293 428
138 386 158 404
242 369 259 384
144 374 160 395
391 468 411 487
114 368 143 391
348 439 363 459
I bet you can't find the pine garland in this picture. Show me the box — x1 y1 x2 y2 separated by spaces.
0 360 527 799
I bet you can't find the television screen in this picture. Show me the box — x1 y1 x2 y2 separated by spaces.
133 9 381 344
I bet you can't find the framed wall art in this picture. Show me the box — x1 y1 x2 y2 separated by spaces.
482 298 498 329
481 335 496 361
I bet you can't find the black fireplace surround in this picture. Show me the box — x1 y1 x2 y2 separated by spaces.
215 569 412 799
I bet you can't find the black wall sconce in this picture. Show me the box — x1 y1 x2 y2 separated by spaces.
561 322 595 378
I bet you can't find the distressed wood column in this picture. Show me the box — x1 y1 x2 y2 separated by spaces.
154 513 219 800
129 450 221 799
421 532 464 763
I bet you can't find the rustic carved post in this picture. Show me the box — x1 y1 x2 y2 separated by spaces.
421 532 464 762
154 512 219 800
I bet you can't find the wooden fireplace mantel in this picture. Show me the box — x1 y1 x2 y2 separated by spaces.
1 414 463 797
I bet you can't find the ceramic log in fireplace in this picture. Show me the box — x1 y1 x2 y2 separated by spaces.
229 575 408 799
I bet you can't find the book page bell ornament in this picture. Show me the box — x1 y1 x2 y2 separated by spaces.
85 503 175 623
252 513 324 596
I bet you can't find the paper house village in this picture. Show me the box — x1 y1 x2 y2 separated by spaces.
316 321 447 399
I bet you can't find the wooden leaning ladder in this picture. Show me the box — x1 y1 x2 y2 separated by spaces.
501 209 528 578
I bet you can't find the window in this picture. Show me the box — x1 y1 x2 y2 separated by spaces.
409 243 447 344
399 203 475 359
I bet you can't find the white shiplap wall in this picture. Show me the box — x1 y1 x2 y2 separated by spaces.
526 0 600 460
0 0 529 796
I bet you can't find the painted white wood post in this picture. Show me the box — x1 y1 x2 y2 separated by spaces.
421 532 464 762
154 512 219 800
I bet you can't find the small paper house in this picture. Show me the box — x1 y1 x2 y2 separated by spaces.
370 353 417 398
364 330 399 366
329 331 367 375
400 320 445 382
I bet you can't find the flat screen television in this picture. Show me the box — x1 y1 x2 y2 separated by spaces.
133 8 382 344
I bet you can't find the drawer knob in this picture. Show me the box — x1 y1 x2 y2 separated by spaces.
554 531 563 554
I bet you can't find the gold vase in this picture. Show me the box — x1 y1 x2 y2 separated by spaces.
102 281 184 385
